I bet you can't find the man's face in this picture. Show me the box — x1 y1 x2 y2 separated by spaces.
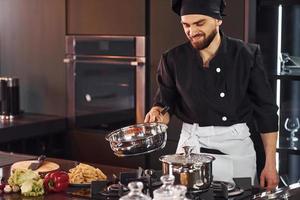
181 14 222 50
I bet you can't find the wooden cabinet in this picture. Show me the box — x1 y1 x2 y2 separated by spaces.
67 0 146 35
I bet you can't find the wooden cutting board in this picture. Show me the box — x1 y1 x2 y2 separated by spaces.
11 160 60 174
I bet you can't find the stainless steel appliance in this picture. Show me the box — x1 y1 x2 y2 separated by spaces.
64 36 146 129
159 146 215 192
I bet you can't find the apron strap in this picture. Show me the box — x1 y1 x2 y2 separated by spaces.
200 147 227 155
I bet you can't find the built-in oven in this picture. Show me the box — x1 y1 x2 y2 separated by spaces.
64 36 145 130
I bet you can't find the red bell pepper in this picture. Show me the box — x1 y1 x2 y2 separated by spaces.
44 171 69 192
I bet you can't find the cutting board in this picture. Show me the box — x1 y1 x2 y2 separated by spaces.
11 160 60 174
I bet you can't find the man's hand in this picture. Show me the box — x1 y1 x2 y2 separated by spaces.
144 106 170 124
260 163 279 190
260 132 279 190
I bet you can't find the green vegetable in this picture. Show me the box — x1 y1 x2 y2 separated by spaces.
21 180 33 193
21 179 44 197
8 169 44 196
8 169 40 186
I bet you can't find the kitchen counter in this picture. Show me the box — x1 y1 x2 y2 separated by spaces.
0 152 264 200
2 152 300 200
0 113 67 143
0 151 132 200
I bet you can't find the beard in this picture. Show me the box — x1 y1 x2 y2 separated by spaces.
189 29 218 50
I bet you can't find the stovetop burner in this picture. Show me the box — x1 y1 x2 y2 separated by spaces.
211 181 236 192
93 167 163 199
211 180 244 198
68 168 253 200
99 183 129 198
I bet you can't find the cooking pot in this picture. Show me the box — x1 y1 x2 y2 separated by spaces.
105 122 168 157
159 146 215 191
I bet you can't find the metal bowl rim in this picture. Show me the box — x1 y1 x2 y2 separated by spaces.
105 122 168 142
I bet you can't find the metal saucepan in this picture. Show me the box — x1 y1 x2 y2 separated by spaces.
105 106 169 157
159 146 215 192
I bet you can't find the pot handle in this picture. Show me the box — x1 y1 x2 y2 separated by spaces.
182 146 195 158
160 106 170 116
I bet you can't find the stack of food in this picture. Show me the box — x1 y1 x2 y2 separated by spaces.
68 163 107 184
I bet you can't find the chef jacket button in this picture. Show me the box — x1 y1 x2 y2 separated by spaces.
220 92 225 98
222 116 227 121
216 67 221 73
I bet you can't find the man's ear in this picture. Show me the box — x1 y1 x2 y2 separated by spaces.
216 19 223 26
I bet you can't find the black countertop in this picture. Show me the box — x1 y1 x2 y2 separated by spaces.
0 113 67 143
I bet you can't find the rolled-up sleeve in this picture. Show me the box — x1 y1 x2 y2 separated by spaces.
153 53 179 115
248 45 278 133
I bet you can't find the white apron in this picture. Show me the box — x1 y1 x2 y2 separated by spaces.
176 123 257 185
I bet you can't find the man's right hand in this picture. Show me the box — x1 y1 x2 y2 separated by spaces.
144 106 170 124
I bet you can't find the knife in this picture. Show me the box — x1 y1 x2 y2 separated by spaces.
28 155 46 170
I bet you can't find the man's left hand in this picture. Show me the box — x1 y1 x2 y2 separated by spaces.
260 164 279 190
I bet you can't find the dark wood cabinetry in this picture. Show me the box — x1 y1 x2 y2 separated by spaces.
67 0 146 35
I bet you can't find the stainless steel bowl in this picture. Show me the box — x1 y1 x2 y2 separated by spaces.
105 122 168 157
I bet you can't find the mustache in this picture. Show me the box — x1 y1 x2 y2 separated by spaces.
190 32 205 39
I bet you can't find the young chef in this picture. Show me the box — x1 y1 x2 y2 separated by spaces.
144 0 279 190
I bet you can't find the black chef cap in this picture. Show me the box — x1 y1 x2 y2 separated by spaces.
172 0 226 19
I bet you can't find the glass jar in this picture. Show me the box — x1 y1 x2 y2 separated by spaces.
153 175 190 200
172 185 191 200
119 181 152 200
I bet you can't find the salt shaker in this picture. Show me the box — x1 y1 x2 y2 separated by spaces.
120 181 152 200
172 184 191 200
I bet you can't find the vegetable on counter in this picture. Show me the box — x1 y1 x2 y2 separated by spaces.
21 179 44 197
12 185 20 193
0 177 5 191
4 185 12 193
8 169 44 196
44 171 69 192
8 169 40 187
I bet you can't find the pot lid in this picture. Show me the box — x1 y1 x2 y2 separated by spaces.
159 146 215 166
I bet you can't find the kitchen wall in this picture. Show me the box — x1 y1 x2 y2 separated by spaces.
0 0 66 116
0 0 247 117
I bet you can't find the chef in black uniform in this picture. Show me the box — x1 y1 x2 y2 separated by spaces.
144 0 279 190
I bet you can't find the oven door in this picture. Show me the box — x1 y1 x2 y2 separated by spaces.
66 55 145 129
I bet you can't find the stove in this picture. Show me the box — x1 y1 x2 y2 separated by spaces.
67 168 264 200
95 167 163 199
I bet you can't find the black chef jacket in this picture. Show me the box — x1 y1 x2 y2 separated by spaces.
154 32 278 134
